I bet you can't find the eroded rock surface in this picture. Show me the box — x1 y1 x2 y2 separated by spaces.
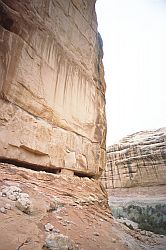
101 128 166 189
1 163 166 250
0 0 106 177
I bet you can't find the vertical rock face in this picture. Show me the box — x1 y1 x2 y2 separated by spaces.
0 0 106 177
101 128 166 189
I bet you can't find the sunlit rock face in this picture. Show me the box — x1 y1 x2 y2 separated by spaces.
101 128 166 189
0 0 106 177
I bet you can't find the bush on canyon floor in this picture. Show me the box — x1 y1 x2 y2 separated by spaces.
126 204 166 235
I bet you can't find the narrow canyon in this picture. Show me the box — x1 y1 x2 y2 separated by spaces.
0 1 165 249
102 128 166 247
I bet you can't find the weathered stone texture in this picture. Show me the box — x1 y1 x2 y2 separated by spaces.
0 0 106 176
101 128 166 189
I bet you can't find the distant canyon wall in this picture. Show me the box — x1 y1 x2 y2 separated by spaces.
101 128 166 189
0 0 106 177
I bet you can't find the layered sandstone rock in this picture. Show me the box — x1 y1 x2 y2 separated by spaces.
101 128 166 189
1 163 166 250
0 0 106 177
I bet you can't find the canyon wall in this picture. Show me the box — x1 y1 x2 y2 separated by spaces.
101 128 166 189
0 0 106 177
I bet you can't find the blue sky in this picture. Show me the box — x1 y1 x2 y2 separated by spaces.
96 0 166 145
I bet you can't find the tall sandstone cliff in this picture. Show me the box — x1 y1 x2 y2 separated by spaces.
102 128 166 189
0 0 106 177
1 2 166 249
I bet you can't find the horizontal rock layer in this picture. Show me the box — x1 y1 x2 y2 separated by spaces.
0 0 106 177
101 128 166 189
2 163 161 250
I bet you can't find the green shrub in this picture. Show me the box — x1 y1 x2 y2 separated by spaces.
125 204 166 235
